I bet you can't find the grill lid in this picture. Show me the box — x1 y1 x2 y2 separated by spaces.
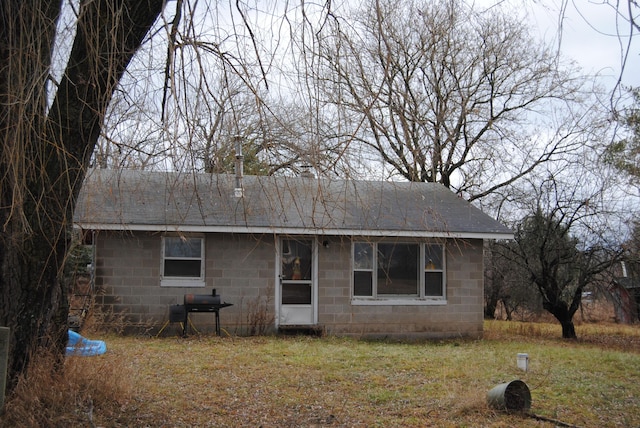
184 288 222 306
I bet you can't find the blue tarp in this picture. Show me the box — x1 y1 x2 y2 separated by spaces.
65 330 107 356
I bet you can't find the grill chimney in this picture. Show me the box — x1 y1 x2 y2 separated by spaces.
234 135 244 198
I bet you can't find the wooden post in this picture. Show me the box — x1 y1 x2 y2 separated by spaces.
0 327 9 410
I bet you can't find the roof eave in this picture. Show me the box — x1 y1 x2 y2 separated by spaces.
74 222 514 240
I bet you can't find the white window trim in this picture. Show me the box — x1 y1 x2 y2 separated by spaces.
351 241 447 305
351 298 448 306
160 235 206 288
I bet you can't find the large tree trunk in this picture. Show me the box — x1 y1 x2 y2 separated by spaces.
484 298 499 319
544 301 578 339
0 0 64 393
560 319 577 339
484 286 502 319
0 0 165 394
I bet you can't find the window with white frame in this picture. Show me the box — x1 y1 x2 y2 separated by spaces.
353 241 446 300
161 236 205 287
424 243 444 296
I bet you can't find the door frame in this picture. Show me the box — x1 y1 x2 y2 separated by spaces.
275 236 318 326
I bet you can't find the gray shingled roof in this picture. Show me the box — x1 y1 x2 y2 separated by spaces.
73 169 513 239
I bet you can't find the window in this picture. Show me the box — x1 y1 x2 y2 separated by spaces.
353 243 373 296
424 244 444 296
377 243 419 296
352 241 445 303
280 239 313 304
161 236 205 287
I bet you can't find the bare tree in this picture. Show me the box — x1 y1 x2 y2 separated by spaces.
314 0 605 199
484 241 542 320
0 0 340 394
492 173 623 338
0 0 167 392
92 0 343 177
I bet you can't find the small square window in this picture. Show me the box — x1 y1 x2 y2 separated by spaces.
161 236 204 287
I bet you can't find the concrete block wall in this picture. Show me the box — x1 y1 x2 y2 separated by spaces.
95 231 484 338
316 236 352 327
318 237 485 339
205 233 276 335
94 231 276 335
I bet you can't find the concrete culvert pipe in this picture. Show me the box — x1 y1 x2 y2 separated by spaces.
487 380 532 412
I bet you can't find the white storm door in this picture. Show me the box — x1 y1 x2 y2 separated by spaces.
278 238 316 325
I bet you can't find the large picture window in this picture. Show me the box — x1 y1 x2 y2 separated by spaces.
377 243 419 296
161 236 205 287
352 241 445 302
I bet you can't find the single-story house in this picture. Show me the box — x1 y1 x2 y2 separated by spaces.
73 168 513 339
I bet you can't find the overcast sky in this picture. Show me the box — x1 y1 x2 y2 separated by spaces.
480 0 639 92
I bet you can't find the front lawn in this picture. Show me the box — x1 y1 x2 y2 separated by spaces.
3 321 640 427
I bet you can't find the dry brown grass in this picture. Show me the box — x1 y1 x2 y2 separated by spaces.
485 319 640 352
2 321 640 427
1 346 133 427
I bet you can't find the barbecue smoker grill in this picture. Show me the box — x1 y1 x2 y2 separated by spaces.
177 289 232 336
